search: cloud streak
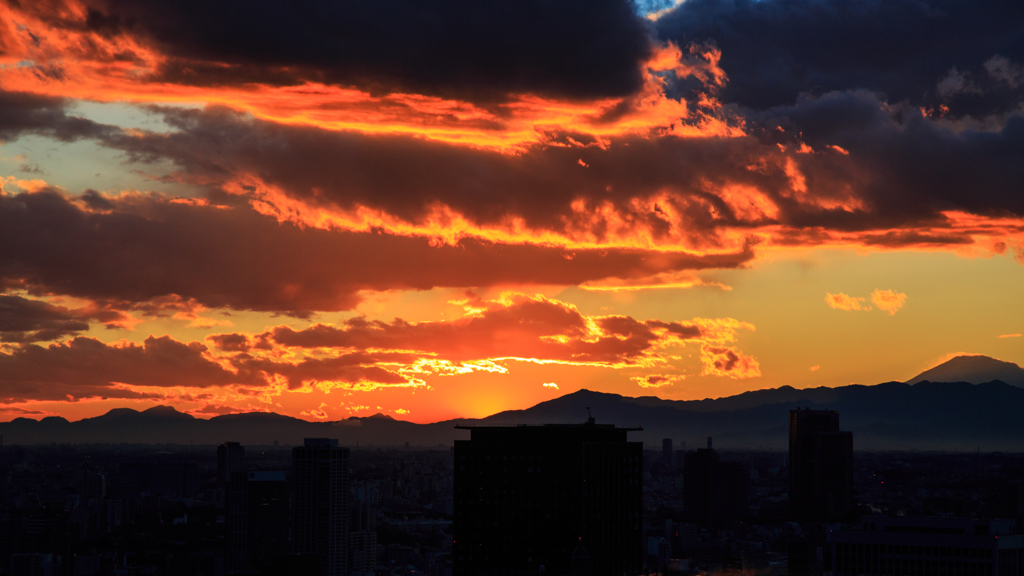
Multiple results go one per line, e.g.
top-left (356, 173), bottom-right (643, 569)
top-left (0, 293), bottom-right (758, 405)
top-left (825, 289), bottom-right (907, 315)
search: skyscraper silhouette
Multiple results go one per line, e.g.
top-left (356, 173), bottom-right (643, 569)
top-left (292, 438), bottom-right (349, 576)
top-left (217, 441), bottom-right (245, 492)
top-left (453, 418), bottom-right (643, 576)
top-left (788, 408), bottom-right (853, 522)
top-left (683, 437), bottom-right (748, 528)
top-left (227, 469), bottom-right (291, 574)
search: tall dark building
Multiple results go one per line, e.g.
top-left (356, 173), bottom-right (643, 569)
top-left (292, 438), bottom-right (349, 576)
top-left (662, 438), bottom-right (673, 467)
top-left (788, 408), bottom-right (853, 522)
top-left (683, 438), bottom-right (748, 528)
top-left (218, 442), bottom-right (246, 492)
top-left (453, 419), bottom-right (643, 576)
top-left (227, 470), bottom-right (291, 574)
top-left (226, 470), bottom-right (248, 574)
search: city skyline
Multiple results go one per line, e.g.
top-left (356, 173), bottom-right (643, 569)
top-left (0, 0), bottom-right (1022, 424)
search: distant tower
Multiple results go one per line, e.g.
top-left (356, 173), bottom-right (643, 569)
top-left (683, 438), bottom-right (748, 527)
top-left (662, 438), bottom-right (673, 467)
top-left (788, 408), bottom-right (853, 522)
top-left (217, 442), bottom-right (246, 492)
top-left (292, 438), bottom-right (349, 576)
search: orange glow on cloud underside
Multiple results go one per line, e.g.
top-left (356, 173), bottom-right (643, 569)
top-left (0, 293), bottom-right (760, 420)
top-left (235, 174), bottom-right (1024, 258)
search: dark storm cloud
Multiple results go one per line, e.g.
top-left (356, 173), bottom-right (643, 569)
top-left (758, 90), bottom-right (1024, 219)
top-left (0, 91), bottom-right (115, 142)
top-left (0, 335), bottom-right (236, 403)
top-left (23, 0), bottom-right (653, 102)
top-left (655, 0), bottom-right (1024, 114)
top-left (0, 294), bottom-right (90, 342)
top-left (0, 189), bottom-right (752, 315)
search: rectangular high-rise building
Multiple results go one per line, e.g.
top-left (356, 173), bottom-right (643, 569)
top-left (227, 470), bottom-right (291, 574)
top-left (217, 442), bottom-right (245, 492)
top-left (453, 419), bottom-right (643, 576)
top-left (683, 441), bottom-right (748, 528)
top-left (292, 438), bottom-right (349, 576)
top-left (789, 408), bottom-right (853, 522)
top-left (662, 438), bottom-right (673, 467)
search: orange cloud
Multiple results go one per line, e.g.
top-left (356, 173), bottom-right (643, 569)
top-left (824, 290), bottom-right (907, 315)
top-left (871, 289), bottom-right (907, 315)
top-left (578, 273), bottom-right (732, 292)
top-left (825, 292), bottom-right (869, 311)
top-left (211, 293), bottom-right (759, 391)
top-left (300, 402), bottom-right (331, 420)
top-left (999, 334), bottom-right (1022, 338)
top-left (261, 293), bottom-right (708, 367)
top-left (631, 374), bottom-right (685, 388)
top-left (699, 344), bottom-right (760, 379)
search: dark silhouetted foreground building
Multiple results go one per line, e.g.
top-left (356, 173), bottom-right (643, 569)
top-left (789, 408), bottom-right (853, 522)
top-left (832, 516), bottom-right (1024, 576)
top-left (227, 470), bottom-right (291, 574)
top-left (293, 438), bottom-right (349, 576)
top-left (683, 437), bottom-right (748, 528)
top-left (453, 419), bottom-right (642, 576)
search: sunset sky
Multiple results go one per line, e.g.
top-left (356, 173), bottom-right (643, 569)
top-left (1, 0), bottom-right (1022, 423)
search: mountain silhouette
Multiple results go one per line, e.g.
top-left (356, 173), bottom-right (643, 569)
top-left (4, 379), bottom-right (1024, 450)
top-left (906, 355), bottom-right (1024, 387)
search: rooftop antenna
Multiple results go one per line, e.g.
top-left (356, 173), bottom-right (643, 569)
top-left (585, 407), bottom-right (595, 425)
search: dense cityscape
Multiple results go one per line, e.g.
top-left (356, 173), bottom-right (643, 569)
top-left (2, 409), bottom-right (1024, 576)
